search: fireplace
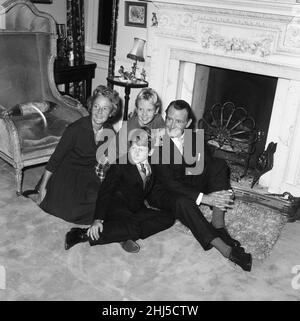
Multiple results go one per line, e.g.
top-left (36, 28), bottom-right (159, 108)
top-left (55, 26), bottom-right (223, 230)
top-left (193, 65), bottom-right (277, 166)
top-left (148, 0), bottom-right (300, 196)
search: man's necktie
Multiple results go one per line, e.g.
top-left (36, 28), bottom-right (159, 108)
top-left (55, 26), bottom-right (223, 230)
top-left (140, 163), bottom-right (149, 189)
top-left (140, 163), bottom-right (147, 175)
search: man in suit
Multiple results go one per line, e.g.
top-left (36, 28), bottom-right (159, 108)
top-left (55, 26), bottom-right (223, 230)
top-left (64, 127), bottom-right (175, 253)
top-left (148, 100), bottom-right (252, 272)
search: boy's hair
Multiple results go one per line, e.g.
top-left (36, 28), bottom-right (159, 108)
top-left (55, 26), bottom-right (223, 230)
top-left (86, 85), bottom-right (121, 117)
top-left (128, 126), bottom-right (154, 151)
top-left (135, 88), bottom-right (162, 113)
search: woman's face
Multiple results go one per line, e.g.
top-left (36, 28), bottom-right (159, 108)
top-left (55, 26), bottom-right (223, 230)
top-left (136, 99), bottom-right (157, 126)
top-left (91, 96), bottom-right (113, 126)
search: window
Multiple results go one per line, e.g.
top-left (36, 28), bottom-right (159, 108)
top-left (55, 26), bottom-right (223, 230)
top-left (85, 0), bottom-right (113, 56)
top-left (85, 0), bottom-right (117, 74)
top-left (97, 0), bottom-right (113, 46)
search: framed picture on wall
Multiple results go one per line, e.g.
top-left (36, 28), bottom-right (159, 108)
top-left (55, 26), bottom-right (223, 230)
top-left (125, 1), bottom-right (147, 28)
top-left (31, 0), bottom-right (53, 4)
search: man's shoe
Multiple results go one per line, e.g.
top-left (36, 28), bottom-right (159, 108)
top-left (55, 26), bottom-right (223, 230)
top-left (215, 227), bottom-right (241, 248)
top-left (120, 240), bottom-right (140, 253)
top-left (229, 247), bottom-right (252, 272)
top-left (65, 228), bottom-right (88, 250)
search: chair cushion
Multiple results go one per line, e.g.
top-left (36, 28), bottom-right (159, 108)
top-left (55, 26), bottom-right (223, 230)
top-left (2, 101), bottom-right (56, 117)
top-left (11, 111), bottom-right (70, 153)
top-left (18, 101), bottom-right (53, 114)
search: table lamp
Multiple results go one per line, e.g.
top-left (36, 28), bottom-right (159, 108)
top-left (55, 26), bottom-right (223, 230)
top-left (118, 37), bottom-right (146, 82)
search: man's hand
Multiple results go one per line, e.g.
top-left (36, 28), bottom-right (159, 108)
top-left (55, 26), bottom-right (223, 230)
top-left (201, 190), bottom-right (234, 211)
top-left (87, 220), bottom-right (104, 241)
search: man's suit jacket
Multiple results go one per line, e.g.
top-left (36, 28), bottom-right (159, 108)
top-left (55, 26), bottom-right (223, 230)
top-left (150, 132), bottom-right (212, 203)
top-left (94, 161), bottom-right (155, 221)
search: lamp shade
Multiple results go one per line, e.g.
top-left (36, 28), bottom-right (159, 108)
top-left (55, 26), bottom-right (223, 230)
top-left (127, 38), bottom-right (146, 62)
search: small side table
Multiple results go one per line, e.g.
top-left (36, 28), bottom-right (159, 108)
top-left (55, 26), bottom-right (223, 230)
top-left (54, 60), bottom-right (97, 105)
top-left (107, 76), bottom-right (148, 120)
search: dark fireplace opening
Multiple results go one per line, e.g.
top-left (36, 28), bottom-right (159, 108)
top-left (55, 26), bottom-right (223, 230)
top-left (192, 64), bottom-right (278, 168)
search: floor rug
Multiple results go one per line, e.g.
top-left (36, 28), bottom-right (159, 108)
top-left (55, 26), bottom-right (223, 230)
top-left (175, 200), bottom-right (287, 260)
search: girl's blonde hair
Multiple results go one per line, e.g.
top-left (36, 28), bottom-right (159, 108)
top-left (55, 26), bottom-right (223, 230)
top-left (135, 88), bottom-right (162, 113)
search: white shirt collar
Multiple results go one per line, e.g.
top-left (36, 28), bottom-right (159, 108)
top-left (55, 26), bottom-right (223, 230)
top-left (171, 133), bottom-right (185, 154)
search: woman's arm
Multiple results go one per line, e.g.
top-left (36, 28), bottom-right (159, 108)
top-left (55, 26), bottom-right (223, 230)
top-left (37, 122), bottom-right (78, 204)
top-left (45, 123), bottom-right (77, 173)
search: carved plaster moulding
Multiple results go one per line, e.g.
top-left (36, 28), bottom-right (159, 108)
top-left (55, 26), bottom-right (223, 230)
top-left (158, 12), bottom-right (195, 40)
top-left (284, 17), bottom-right (300, 49)
top-left (157, 8), bottom-right (286, 33)
top-left (198, 25), bottom-right (275, 57)
top-left (156, 3), bottom-right (291, 28)
top-left (156, 5), bottom-right (300, 55)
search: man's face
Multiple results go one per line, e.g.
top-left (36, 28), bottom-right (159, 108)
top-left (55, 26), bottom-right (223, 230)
top-left (165, 106), bottom-right (192, 138)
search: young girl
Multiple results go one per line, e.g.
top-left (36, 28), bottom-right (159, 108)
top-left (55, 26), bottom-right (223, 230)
top-left (126, 88), bottom-right (165, 133)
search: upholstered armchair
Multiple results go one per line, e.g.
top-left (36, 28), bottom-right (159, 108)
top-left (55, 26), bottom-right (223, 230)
top-left (0, 0), bottom-right (88, 195)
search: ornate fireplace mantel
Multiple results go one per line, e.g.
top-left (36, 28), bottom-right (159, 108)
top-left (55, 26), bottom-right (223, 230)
top-left (148, 0), bottom-right (300, 196)
top-left (150, 0), bottom-right (300, 70)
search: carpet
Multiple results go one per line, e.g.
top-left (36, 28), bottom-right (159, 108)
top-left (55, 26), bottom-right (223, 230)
top-left (27, 192), bottom-right (287, 260)
top-left (26, 188), bottom-right (287, 261)
top-left (16, 161), bottom-right (287, 262)
top-left (175, 201), bottom-right (287, 261)
top-left (2, 160), bottom-right (300, 300)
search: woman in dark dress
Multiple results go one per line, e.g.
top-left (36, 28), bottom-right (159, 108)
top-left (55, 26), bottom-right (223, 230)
top-left (38, 85), bottom-right (121, 224)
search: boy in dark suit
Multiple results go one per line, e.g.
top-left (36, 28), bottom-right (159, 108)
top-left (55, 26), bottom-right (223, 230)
top-left (64, 127), bottom-right (174, 253)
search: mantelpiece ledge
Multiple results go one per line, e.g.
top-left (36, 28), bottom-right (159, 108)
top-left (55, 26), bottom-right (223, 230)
top-left (151, 0), bottom-right (300, 17)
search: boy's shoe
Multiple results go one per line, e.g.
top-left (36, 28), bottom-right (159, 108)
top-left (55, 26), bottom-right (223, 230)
top-left (121, 240), bottom-right (140, 253)
top-left (65, 228), bottom-right (88, 250)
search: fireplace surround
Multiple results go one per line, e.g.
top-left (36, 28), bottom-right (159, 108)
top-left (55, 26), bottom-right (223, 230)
top-left (148, 0), bottom-right (300, 196)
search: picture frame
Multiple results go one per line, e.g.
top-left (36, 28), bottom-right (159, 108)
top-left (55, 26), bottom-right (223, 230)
top-left (31, 0), bottom-right (53, 4)
top-left (124, 1), bottom-right (147, 28)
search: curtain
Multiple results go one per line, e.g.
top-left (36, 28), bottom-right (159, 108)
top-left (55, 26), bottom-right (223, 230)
top-left (66, 0), bottom-right (85, 65)
top-left (108, 0), bottom-right (120, 87)
top-left (66, 0), bottom-right (85, 103)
